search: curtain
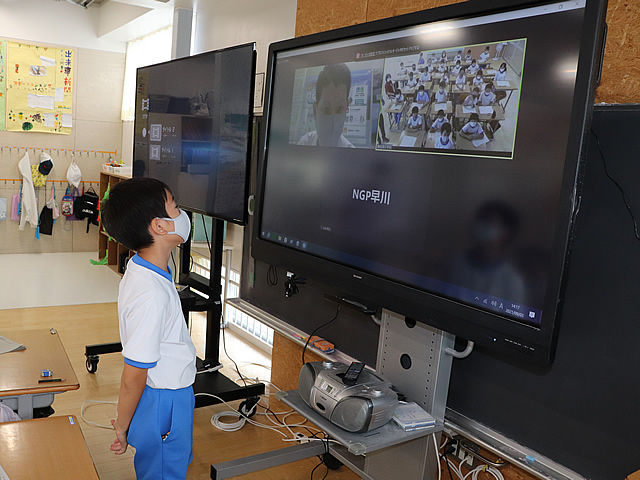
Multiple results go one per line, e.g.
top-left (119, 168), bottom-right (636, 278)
top-left (121, 26), bottom-right (172, 121)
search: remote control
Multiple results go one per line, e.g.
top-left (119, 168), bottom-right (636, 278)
top-left (342, 362), bottom-right (365, 385)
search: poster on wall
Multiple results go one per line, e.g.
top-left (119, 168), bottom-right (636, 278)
top-left (0, 40), bottom-right (6, 131)
top-left (5, 41), bottom-right (74, 134)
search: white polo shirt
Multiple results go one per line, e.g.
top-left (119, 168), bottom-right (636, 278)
top-left (118, 254), bottom-right (196, 390)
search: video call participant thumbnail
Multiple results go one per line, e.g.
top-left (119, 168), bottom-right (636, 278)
top-left (298, 63), bottom-right (355, 148)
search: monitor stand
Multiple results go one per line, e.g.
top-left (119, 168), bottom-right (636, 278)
top-left (210, 308), bottom-right (454, 480)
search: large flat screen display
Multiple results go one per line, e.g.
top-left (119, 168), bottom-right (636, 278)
top-left (134, 43), bottom-right (256, 224)
top-left (253, 0), bottom-right (607, 364)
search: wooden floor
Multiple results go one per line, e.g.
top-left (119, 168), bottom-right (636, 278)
top-left (0, 303), bottom-right (360, 480)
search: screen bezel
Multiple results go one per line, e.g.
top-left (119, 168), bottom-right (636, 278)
top-left (134, 43), bottom-right (257, 225)
top-left (252, 0), bottom-right (608, 365)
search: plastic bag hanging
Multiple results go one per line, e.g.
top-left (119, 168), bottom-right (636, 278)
top-left (67, 158), bottom-right (82, 188)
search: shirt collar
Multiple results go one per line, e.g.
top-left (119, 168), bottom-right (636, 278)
top-left (131, 254), bottom-right (173, 282)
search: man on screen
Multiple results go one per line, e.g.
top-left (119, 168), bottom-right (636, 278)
top-left (298, 63), bottom-right (355, 148)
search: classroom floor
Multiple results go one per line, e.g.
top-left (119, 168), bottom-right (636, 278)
top-left (0, 252), bottom-right (360, 480)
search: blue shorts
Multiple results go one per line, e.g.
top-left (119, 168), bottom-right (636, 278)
top-left (128, 385), bottom-right (195, 480)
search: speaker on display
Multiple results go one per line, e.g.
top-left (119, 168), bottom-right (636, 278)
top-left (298, 361), bottom-right (398, 433)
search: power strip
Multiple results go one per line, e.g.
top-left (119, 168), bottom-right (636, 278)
top-left (450, 435), bottom-right (479, 469)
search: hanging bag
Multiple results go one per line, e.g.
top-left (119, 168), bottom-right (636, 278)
top-left (61, 186), bottom-right (75, 217)
top-left (39, 186), bottom-right (58, 236)
top-left (0, 197), bottom-right (6, 221)
top-left (10, 187), bottom-right (21, 221)
top-left (74, 186), bottom-right (100, 233)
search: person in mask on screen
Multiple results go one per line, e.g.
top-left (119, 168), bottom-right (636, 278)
top-left (298, 63), bottom-right (354, 148)
top-left (448, 201), bottom-right (527, 304)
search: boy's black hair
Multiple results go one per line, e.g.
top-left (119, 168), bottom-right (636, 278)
top-left (316, 63), bottom-right (351, 105)
top-left (473, 87), bottom-right (481, 93)
top-left (469, 112), bottom-right (480, 121)
top-left (437, 109), bottom-right (445, 116)
top-left (101, 177), bottom-right (171, 251)
top-left (439, 81), bottom-right (446, 88)
top-left (411, 106), bottom-right (419, 114)
top-left (418, 84), bottom-right (425, 91)
top-left (441, 122), bottom-right (452, 135)
top-left (485, 82), bottom-right (494, 90)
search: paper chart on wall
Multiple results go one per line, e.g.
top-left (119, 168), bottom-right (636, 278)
top-left (0, 40), bottom-right (6, 131)
top-left (5, 41), bottom-right (74, 134)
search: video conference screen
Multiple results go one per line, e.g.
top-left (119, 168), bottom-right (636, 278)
top-left (259, 1), bottom-right (588, 328)
top-left (134, 44), bottom-right (255, 224)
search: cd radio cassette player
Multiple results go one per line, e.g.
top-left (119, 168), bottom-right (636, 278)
top-left (298, 361), bottom-right (398, 433)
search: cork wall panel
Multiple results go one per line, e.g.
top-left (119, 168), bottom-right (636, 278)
top-left (271, 332), bottom-right (324, 392)
top-left (295, 0), bottom-right (368, 38)
top-left (595, 0), bottom-right (640, 104)
top-left (295, 0), bottom-right (637, 103)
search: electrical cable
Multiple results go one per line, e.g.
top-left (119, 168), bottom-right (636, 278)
top-left (301, 304), bottom-right (341, 365)
top-left (80, 400), bottom-right (118, 429)
top-left (267, 265), bottom-right (278, 286)
top-left (591, 127), bottom-right (640, 241)
top-left (433, 433), bottom-right (442, 480)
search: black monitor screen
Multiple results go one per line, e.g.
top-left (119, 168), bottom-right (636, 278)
top-left (134, 43), bottom-right (256, 224)
top-left (253, 0), bottom-right (606, 364)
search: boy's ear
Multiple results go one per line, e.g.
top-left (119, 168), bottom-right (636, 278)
top-left (150, 217), bottom-right (169, 236)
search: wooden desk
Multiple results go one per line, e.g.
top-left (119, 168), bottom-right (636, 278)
top-left (0, 415), bottom-right (99, 479)
top-left (0, 329), bottom-right (79, 419)
top-left (397, 129), bottom-right (426, 148)
top-left (455, 104), bottom-right (505, 122)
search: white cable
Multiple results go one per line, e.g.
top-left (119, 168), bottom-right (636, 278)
top-left (433, 433), bottom-right (442, 480)
top-left (80, 400), bottom-right (118, 429)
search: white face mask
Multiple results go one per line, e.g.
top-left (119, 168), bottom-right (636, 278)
top-left (469, 121), bottom-right (477, 128)
top-left (316, 113), bottom-right (345, 147)
top-left (161, 209), bottom-right (191, 243)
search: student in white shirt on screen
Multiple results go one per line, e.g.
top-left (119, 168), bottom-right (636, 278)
top-left (406, 71), bottom-right (418, 88)
top-left (419, 68), bottom-right (432, 84)
top-left (298, 63), bottom-right (354, 148)
top-left (407, 106), bottom-right (423, 131)
top-left (434, 82), bottom-right (448, 103)
top-left (430, 109), bottom-right (449, 133)
top-left (479, 46), bottom-right (491, 62)
top-left (464, 49), bottom-right (473, 63)
top-left (452, 60), bottom-right (462, 76)
top-left (397, 62), bottom-right (407, 77)
top-left (473, 71), bottom-right (484, 88)
top-left (459, 112), bottom-right (484, 140)
top-left (441, 71), bottom-right (451, 86)
top-left (411, 63), bottom-right (419, 76)
top-left (394, 88), bottom-right (405, 127)
top-left (463, 87), bottom-right (481, 108)
top-left (418, 53), bottom-right (425, 65)
top-left (479, 83), bottom-right (496, 106)
top-left (468, 59), bottom-right (480, 75)
top-left (416, 84), bottom-right (429, 104)
top-left (428, 52), bottom-right (437, 65)
top-left (437, 59), bottom-right (448, 73)
top-left (494, 63), bottom-right (508, 82)
top-left (453, 50), bottom-right (463, 63)
top-left (435, 122), bottom-right (455, 149)
top-left (441, 50), bottom-right (448, 62)
top-left (493, 63), bottom-right (508, 102)
top-left (455, 70), bottom-right (467, 90)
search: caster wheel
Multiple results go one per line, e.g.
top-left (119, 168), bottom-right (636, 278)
top-left (86, 355), bottom-right (99, 374)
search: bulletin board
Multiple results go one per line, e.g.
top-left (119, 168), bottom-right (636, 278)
top-left (5, 41), bottom-right (74, 134)
top-left (0, 40), bottom-right (6, 131)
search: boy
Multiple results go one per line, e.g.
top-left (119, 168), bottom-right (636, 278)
top-left (463, 87), bottom-right (481, 108)
top-left (435, 122), bottom-right (455, 149)
top-left (430, 109), bottom-right (449, 133)
top-left (434, 81), bottom-right (448, 103)
top-left (102, 177), bottom-right (197, 480)
top-left (415, 84), bottom-right (429, 104)
top-left (459, 112), bottom-right (485, 140)
top-left (407, 106), bottom-right (423, 131)
top-left (479, 82), bottom-right (496, 106)
top-left (298, 63), bottom-right (354, 147)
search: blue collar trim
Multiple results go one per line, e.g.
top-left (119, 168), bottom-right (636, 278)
top-left (131, 254), bottom-right (173, 282)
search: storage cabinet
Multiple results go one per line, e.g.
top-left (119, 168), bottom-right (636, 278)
top-left (98, 171), bottom-right (132, 276)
